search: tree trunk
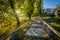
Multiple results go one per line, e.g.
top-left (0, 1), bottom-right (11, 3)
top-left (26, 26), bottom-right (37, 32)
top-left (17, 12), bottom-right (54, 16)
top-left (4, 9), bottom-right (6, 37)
top-left (29, 16), bottom-right (31, 20)
top-left (55, 11), bottom-right (58, 18)
top-left (13, 10), bottom-right (20, 27)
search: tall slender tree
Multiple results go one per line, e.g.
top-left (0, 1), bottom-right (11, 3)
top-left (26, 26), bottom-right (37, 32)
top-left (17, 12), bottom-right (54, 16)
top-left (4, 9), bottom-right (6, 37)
top-left (25, 0), bottom-right (34, 20)
top-left (36, 0), bottom-right (43, 16)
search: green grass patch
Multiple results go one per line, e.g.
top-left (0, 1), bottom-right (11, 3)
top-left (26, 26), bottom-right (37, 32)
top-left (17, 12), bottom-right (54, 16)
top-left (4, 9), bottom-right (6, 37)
top-left (50, 22), bottom-right (60, 32)
top-left (42, 16), bottom-right (60, 32)
top-left (42, 16), bottom-right (51, 21)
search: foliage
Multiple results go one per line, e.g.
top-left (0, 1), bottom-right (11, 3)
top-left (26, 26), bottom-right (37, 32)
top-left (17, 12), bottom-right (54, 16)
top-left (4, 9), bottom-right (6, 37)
top-left (23, 0), bottom-right (34, 20)
top-left (0, 0), bottom-right (43, 38)
top-left (36, 0), bottom-right (43, 15)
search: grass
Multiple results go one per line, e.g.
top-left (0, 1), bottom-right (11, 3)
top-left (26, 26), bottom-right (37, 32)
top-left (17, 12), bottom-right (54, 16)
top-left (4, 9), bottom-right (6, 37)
top-left (42, 17), bottom-right (51, 21)
top-left (42, 16), bottom-right (60, 32)
top-left (42, 16), bottom-right (60, 39)
top-left (50, 17), bottom-right (60, 32)
top-left (50, 22), bottom-right (60, 32)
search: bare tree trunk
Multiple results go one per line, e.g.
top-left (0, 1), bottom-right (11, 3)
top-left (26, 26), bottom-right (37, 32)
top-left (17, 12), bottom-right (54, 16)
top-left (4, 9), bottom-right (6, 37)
top-left (55, 11), bottom-right (58, 17)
